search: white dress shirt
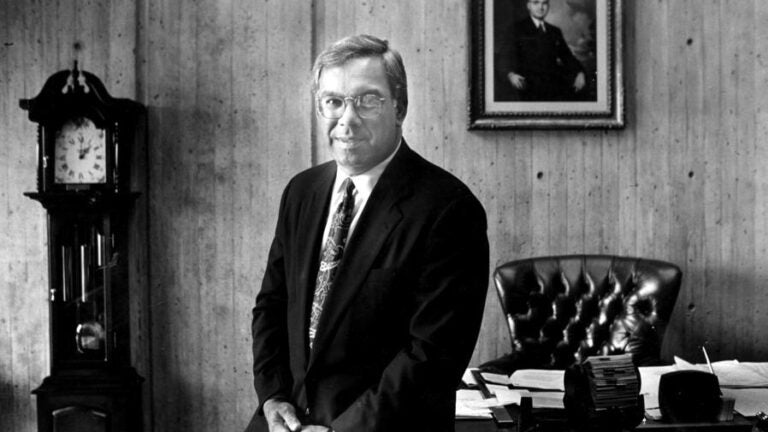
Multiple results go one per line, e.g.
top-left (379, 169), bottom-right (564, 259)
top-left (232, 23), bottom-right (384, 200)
top-left (319, 140), bottom-right (402, 251)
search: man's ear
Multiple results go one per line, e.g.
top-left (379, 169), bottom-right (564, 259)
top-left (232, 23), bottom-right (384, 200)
top-left (395, 103), bottom-right (407, 124)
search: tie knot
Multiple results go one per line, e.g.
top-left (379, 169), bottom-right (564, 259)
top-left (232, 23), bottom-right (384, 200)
top-left (339, 178), bottom-right (356, 212)
top-left (342, 178), bottom-right (355, 196)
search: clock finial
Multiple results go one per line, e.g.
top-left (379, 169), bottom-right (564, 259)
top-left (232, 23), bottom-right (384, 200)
top-left (62, 60), bottom-right (89, 95)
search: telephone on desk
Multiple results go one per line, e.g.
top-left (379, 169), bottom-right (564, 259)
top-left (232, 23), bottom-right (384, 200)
top-left (658, 370), bottom-right (727, 422)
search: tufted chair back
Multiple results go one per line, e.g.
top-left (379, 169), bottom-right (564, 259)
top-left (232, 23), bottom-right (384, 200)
top-left (483, 255), bottom-right (682, 373)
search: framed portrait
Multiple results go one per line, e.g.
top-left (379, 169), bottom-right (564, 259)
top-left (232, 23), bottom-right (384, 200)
top-left (468, 0), bottom-right (624, 129)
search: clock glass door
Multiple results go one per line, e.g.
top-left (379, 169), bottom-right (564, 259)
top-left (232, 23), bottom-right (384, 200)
top-left (51, 212), bottom-right (112, 367)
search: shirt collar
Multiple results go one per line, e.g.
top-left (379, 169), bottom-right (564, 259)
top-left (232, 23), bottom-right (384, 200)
top-left (334, 138), bottom-right (402, 198)
top-left (531, 17), bottom-right (546, 29)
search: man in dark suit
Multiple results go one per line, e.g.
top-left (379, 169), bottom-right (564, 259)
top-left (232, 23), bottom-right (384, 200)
top-left (499, 0), bottom-right (586, 101)
top-left (245, 35), bottom-right (489, 432)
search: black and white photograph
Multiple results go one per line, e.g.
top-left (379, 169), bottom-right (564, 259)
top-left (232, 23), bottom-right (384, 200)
top-left (2, 1), bottom-right (768, 432)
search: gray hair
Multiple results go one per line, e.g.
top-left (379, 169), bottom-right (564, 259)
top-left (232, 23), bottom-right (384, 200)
top-left (312, 34), bottom-right (408, 119)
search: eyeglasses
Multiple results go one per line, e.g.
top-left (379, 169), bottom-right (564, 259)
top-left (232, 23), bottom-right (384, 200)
top-left (316, 93), bottom-right (389, 119)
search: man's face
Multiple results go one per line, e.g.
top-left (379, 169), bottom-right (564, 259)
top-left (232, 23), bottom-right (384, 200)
top-left (317, 56), bottom-right (402, 176)
top-left (527, 0), bottom-right (550, 20)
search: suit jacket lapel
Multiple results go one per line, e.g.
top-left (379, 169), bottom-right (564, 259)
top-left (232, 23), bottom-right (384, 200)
top-left (296, 162), bottom-right (336, 366)
top-left (308, 143), bottom-right (415, 367)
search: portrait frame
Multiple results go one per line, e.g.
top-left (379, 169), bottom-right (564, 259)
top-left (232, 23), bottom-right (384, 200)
top-left (468, 0), bottom-right (624, 129)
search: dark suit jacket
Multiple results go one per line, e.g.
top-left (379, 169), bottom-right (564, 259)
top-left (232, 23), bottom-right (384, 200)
top-left (247, 142), bottom-right (489, 432)
top-left (498, 17), bottom-right (584, 101)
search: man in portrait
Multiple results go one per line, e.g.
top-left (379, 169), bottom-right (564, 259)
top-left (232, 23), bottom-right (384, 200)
top-left (245, 34), bottom-right (489, 432)
top-left (498, 0), bottom-right (587, 101)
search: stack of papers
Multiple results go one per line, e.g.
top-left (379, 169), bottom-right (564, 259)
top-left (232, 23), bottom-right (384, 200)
top-left (583, 354), bottom-right (639, 410)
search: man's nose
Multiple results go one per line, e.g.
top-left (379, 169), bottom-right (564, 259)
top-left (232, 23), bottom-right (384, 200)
top-left (337, 101), bottom-right (362, 126)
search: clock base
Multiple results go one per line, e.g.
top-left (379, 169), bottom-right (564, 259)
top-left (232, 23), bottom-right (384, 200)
top-left (33, 367), bottom-right (143, 432)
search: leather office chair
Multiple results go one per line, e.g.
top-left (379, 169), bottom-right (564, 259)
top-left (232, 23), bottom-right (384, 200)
top-left (480, 255), bottom-right (682, 374)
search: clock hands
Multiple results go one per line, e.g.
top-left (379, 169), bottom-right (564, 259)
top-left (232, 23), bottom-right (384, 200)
top-left (77, 134), bottom-right (85, 156)
top-left (79, 143), bottom-right (92, 159)
top-left (54, 118), bottom-right (107, 184)
top-left (78, 137), bottom-right (99, 160)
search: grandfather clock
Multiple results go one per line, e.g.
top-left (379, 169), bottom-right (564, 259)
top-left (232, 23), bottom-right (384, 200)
top-left (21, 63), bottom-right (145, 432)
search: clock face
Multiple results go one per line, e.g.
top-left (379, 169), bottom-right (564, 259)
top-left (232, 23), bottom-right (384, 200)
top-left (54, 117), bottom-right (107, 184)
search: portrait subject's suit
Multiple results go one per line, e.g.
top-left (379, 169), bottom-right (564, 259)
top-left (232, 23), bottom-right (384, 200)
top-left (247, 142), bottom-right (489, 432)
top-left (499, 17), bottom-right (584, 101)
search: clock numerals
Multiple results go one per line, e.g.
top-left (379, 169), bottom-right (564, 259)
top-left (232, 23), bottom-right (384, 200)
top-left (53, 117), bottom-right (108, 185)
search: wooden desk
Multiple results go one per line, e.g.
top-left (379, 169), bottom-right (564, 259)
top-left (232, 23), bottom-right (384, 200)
top-left (456, 409), bottom-right (754, 432)
top-left (637, 413), bottom-right (753, 432)
top-left (456, 419), bottom-right (515, 432)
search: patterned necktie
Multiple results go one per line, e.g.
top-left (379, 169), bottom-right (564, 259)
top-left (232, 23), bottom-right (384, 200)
top-left (308, 178), bottom-right (356, 348)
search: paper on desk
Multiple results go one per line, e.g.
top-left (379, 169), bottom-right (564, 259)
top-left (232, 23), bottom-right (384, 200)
top-left (638, 364), bottom-right (677, 409)
top-left (455, 389), bottom-right (493, 419)
top-left (721, 388), bottom-right (768, 417)
top-left (529, 391), bottom-right (565, 409)
top-left (741, 362), bottom-right (768, 380)
top-left (486, 383), bottom-right (511, 396)
top-left (457, 389), bottom-right (486, 402)
top-left (510, 369), bottom-right (565, 391)
top-left (645, 408), bottom-right (663, 421)
top-left (714, 362), bottom-right (768, 387)
top-left (462, 368), bottom-right (479, 386)
top-left (486, 384), bottom-right (531, 405)
top-left (674, 356), bottom-right (768, 387)
top-left (486, 384), bottom-right (564, 409)
top-left (459, 381), bottom-right (564, 410)
top-left (480, 371), bottom-right (512, 385)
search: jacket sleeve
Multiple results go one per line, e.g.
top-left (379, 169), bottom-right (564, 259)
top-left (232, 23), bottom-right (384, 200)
top-left (497, 24), bottom-right (520, 76)
top-left (251, 180), bottom-right (294, 413)
top-left (330, 192), bottom-right (490, 432)
top-left (553, 27), bottom-right (584, 77)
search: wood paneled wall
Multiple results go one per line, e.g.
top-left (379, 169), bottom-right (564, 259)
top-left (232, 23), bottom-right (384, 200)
top-left (2, 0), bottom-right (768, 430)
top-left (141, 1), bottom-right (312, 430)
